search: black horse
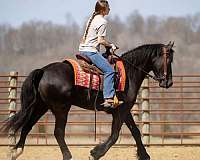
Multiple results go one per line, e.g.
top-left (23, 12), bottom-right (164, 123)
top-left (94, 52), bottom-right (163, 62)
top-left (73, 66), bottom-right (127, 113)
top-left (1, 42), bottom-right (174, 160)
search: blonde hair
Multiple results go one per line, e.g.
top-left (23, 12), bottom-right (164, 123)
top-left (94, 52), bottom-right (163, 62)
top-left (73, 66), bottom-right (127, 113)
top-left (82, 0), bottom-right (109, 42)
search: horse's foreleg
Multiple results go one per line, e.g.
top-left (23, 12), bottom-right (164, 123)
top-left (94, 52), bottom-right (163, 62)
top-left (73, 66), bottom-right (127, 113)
top-left (53, 106), bottom-right (72, 160)
top-left (13, 104), bottom-right (48, 159)
top-left (90, 110), bottom-right (124, 160)
top-left (124, 112), bottom-right (150, 160)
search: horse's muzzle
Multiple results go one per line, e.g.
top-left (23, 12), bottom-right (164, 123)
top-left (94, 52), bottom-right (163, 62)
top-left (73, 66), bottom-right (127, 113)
top-left (159, 79), bottom-right (173, 89)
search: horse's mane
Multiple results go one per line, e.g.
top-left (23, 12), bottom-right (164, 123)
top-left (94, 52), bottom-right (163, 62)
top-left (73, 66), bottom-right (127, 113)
top-left (121, 44), bottom-right (164, 63)
top-left (120, 44), bottom-right (165, 78)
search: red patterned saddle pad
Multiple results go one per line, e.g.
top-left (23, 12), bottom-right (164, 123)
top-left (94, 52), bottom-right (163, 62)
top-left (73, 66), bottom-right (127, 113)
top-left (66, 59), bottom-right (126, 91)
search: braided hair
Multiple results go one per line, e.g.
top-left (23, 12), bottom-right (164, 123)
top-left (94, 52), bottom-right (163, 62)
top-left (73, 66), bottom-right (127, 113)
top-left (82, 0), bottom-right (109, 42)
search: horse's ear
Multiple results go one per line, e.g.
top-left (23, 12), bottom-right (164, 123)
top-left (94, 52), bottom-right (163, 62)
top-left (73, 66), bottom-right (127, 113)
top-left (166, 41), bottom-right (174, 50)
top-left (171, 41), bottom-right (175, 48)
top-left (169, 41), bottom-right (175, 49)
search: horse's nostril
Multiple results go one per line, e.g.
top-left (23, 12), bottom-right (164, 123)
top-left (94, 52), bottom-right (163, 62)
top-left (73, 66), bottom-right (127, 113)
top-left (168, 81), bottom-right (173, 87)
top-left (159, 79), bottom-right (173, 89)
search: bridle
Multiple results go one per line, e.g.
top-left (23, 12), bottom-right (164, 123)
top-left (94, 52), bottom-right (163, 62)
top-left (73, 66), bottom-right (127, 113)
top-left (162, 47), bottom-right (168, 80)
top-left (151, 46), bottom-right (169, 82)
top-left (113, 45), bottom-right (171, 82)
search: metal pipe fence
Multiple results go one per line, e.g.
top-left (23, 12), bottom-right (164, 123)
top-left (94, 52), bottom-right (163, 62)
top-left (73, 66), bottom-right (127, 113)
top-left (0, 72), bottom-right (200, 146)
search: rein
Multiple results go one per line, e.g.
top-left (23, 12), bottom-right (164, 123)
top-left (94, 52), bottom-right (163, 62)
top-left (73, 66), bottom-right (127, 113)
top-left (113, 47), bottom-right (168, 82)
top-left (113, 53), bottom-right (158, 81)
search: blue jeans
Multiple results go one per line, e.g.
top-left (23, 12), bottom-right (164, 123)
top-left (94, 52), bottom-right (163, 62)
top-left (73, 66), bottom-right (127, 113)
top-left (80, 51), bottom-right (115, 99)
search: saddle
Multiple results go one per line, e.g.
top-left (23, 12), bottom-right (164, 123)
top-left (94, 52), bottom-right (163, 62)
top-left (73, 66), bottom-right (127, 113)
top-left (63, 49), bottom-right (126, 92)
top-left (75, 54), bottom-right (104, 75)
top-left (75, 50), bottom-right (122, 87)
top-left (76, 46), bottom-right (121, 74)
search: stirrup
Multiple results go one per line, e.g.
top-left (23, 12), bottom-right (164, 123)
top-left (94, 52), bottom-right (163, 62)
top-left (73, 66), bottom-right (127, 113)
top-left (113, 95), bottom-right (123, 108)
top-left (102, 96), bottom-right (123, 109)
top-left (102, 99), bottom-right (114, 108)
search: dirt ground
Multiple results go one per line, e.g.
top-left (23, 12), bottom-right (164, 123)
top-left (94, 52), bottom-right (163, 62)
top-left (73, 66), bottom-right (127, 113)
top-left (0, 146), bottom-right (200, 160)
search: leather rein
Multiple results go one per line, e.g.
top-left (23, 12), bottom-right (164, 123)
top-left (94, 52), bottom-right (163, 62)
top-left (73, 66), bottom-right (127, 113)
top-left (113, 46), bottom-right (169, 82)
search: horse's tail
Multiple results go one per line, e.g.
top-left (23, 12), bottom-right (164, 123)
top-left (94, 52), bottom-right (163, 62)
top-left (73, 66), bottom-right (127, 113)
top-left (0, 69), bottom-right (44, 134)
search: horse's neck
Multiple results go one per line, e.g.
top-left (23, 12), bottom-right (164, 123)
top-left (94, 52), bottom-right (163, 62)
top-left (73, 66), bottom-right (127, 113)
top-left (123, 54), bottom-right (151, 103)
top-left (132, 70), bottom-right (146, 93)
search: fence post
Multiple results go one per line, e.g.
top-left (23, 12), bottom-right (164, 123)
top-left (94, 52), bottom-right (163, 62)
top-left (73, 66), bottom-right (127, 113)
top-left (141, 77), bottom-right (150, 145)
top-left (8, 71), bottom-right (18, 160)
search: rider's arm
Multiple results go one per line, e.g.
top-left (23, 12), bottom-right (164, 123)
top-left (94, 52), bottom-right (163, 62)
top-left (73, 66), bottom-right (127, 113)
top-left (98, 36), bottom-right (113, 47)
top-left (97, 23), bottom-right (118, 51)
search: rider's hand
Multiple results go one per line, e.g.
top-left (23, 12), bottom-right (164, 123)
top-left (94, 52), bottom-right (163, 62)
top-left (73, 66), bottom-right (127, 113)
top-left (110, 43), bottom-right (119, 52)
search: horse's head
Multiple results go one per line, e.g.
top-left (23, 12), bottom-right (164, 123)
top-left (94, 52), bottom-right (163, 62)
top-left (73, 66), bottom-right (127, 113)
top-left (151, 41), bottom-right (174, 89)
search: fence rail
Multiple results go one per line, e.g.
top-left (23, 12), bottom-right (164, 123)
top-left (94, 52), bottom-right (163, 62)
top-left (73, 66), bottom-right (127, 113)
top-left (0, 72), bottom-right (200, 147)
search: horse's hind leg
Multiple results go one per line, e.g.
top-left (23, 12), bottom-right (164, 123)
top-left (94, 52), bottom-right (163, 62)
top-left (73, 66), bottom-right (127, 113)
top-left (13, 103), bottom-right (48, 158)
top-left (124, 112), bottom-right (150, 160)
top-left (51, 105), bottom-right (72, 160)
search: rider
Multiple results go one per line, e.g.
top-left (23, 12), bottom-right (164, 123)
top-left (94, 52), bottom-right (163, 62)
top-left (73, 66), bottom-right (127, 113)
top-left (79, 0), bottom-right (118, 108)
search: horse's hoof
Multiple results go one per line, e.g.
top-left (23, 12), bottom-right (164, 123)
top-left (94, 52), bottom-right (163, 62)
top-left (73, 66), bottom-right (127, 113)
top-left (137, 156), bottom-right (150, 160)
top-left (12, 148), bottom-right (23, 159)
top-left (138, 157), bottom-right (150, 160)
top-left (89, 155), bottom-right (100, 160)
top-left (88, 155), bottom-right (95, 160)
